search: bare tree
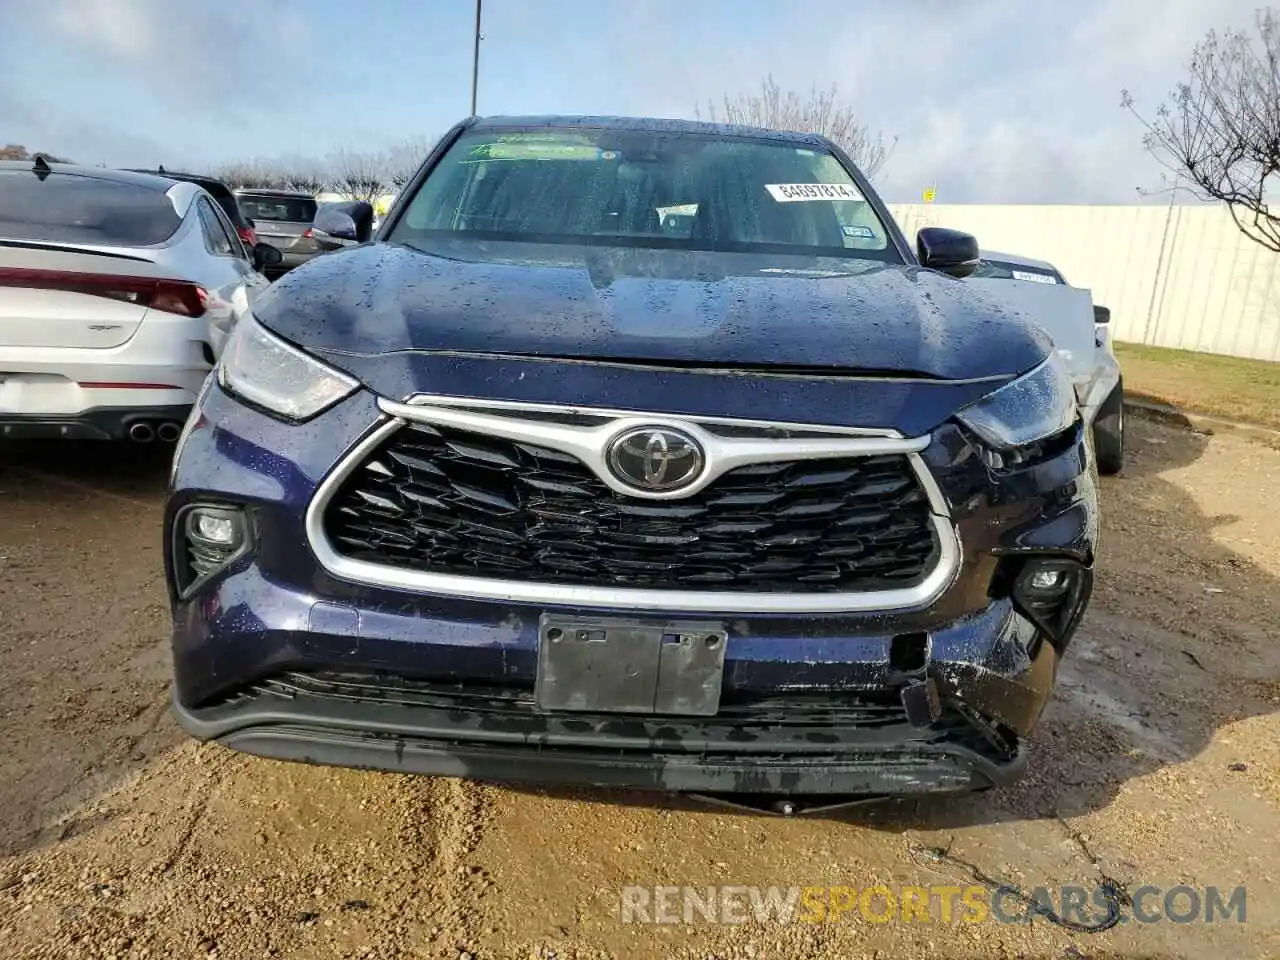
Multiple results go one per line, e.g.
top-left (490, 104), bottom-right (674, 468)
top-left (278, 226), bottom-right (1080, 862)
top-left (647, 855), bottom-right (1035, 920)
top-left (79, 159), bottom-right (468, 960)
top-left (382, 136), bottom-right (437, 191)
top-left (697, 75), bottom-right (896, 177)
top-left (212, 160), bottom-right (292, 190)
top-left (1123, 9), bottom-right (1280, 252)
top-left (328, 148), bottom-right (386, 202)
top-left (280, 170), bottom-right (330, 195)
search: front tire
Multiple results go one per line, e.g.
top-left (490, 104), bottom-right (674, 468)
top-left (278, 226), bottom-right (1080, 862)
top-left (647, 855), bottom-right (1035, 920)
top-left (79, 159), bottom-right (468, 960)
top-left (1093, 379), bottom-right (1124, 476)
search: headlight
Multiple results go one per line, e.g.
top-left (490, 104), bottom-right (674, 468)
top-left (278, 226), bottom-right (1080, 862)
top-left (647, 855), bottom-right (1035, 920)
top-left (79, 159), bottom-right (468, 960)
top-left (955, 352), bottom-right (1076, 450)
top-left (217, 313), bottom-right (358, 421)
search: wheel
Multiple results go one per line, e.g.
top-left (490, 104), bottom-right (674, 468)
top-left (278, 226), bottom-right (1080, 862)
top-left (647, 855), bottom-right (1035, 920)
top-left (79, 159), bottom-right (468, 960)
top-left (1093, 378), bottom-right (1124, 476)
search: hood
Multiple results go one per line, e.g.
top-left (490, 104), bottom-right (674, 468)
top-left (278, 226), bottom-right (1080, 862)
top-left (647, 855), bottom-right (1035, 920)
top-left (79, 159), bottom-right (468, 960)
top-left (255, 239), bottom-right (1051, 380)
top-left (249, 240), bottom-right (1055, 435)
top-left (965, 276), bottom-right (1097, 380)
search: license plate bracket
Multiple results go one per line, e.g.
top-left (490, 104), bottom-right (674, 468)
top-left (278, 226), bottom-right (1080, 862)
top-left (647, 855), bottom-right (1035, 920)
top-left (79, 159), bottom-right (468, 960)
top-left (535, 614), bottom-right (728, 716)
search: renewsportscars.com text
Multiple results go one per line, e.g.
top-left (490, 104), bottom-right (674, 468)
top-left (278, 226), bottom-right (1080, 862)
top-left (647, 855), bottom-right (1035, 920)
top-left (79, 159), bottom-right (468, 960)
top-left (619, 884), bottom-right (1247, 926)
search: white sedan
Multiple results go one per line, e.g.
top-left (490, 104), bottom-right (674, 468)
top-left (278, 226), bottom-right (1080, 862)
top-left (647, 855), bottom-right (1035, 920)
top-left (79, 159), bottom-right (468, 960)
top-left (0, 159), bottom-right (282, 442)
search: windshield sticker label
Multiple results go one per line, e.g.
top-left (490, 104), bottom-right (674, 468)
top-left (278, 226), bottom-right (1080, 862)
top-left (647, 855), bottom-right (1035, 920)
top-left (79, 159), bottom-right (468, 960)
top-left (842, 224), bottom-right (876, 239)
top-left (1012, 270), bottom-right (1059, 284)
top-left (766, 183), bottom-right (864, 202)
top-left (467, 137), bottom-right (606, 162)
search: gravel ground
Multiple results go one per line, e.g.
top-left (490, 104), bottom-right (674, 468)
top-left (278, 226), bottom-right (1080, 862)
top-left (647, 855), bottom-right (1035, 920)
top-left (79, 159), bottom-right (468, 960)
top-left (1, 416), bottom-right (1277, 959)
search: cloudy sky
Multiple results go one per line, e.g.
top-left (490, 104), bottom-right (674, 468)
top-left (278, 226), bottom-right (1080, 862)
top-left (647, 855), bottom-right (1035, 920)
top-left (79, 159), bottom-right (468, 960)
top-left (0, 0), bottom-right (1256, 203)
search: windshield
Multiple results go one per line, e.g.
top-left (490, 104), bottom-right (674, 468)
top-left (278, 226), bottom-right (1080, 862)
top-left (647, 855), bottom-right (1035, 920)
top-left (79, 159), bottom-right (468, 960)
top-left (0, 171), bottom-right (182, 247)
top-left (236, 194), bottom-right (317, 223)
top-left (970, 258), bottom-right (1064, 285)
top-left (389, 128), bottom-right (898, 261)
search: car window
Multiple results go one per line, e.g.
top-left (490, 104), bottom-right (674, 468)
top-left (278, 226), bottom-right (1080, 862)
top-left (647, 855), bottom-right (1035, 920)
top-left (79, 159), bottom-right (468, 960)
top-left (197, 197), bottom-right (239, 257)
top-left (197, 184), bottom-right (245, 227)
top-left (216, 196), bottom-right (244, 227)
top-left (389, 128), bottom-right (898, 261)
top-left (970, 258), bottom-right (1063, 284)
top-left (237, 195), bottom-right (317, 223)
top-left (0, 170), bottom-right (182, 246)
top-left (207, 196), bottom-right (249, 259)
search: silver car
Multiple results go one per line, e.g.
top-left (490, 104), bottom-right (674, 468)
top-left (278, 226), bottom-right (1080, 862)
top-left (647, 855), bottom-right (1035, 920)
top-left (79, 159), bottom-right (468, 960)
top-left (968, 249), bottom-right (1124, 474)
top-left (0, 159), bottom-right (282, 442)
top-left (233, 188), bottom-right (321, 277)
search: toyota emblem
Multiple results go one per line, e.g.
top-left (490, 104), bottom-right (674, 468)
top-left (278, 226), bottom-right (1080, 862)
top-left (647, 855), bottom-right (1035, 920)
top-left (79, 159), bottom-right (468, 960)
top-left (606, 426), bottom-right (705, 493)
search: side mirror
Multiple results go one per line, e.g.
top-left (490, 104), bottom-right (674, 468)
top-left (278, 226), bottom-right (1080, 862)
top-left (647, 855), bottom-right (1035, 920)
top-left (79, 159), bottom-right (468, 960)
top-left (917, 227), bottom-right (980, 278)
top-left (314, 201), bottom-right (375, 251)
top-left (1093, 305), bottom-right (1111, 325)
top-left (313, 208), bottom-right (359, 251)
top-left (253, 242), bottom-right (284, 271)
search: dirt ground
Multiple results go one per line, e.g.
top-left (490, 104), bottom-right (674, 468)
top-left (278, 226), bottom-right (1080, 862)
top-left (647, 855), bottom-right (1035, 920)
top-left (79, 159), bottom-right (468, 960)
top-left (1, 416), bottom-right (1278, 960)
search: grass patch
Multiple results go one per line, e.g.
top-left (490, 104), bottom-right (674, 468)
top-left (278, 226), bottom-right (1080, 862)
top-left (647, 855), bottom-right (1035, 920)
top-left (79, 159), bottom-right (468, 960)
top-left (1115, 342), bottom-right (1280, 429)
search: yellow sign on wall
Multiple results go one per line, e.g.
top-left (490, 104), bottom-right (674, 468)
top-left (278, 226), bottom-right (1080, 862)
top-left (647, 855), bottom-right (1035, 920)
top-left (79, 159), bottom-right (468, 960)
top-left (923, 186), bottom-right (937, 203)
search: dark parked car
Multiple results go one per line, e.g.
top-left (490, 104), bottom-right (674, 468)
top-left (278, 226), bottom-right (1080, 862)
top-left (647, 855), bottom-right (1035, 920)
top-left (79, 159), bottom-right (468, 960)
top-left (166, 115), bottom-right (1098, 814)
top-left (233, 188), bottom-right (320, 277)
top-left (125, 169), bottom-right (259, 252)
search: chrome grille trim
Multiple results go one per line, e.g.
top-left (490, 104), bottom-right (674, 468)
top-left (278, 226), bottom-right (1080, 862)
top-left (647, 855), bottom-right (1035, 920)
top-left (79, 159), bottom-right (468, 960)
top-left (304, 396), bottom-right (961, 614)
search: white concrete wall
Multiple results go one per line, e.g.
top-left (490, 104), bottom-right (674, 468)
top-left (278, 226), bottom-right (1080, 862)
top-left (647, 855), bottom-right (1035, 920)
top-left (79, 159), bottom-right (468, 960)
top-left (888, 203), bottom-right (1280, 362)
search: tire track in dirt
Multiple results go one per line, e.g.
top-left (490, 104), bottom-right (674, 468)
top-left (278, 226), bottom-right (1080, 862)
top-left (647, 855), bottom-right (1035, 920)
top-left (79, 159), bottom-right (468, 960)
top-left (396, 777), bottom-right (493, 954)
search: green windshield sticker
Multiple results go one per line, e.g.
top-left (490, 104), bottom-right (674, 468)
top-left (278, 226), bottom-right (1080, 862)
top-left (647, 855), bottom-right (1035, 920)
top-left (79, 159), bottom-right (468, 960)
top-left (467, 136), bottom-right (610, 161)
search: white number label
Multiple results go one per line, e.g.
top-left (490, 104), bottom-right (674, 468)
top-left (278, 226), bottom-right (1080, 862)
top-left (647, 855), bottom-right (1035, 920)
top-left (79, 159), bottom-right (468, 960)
top-left (765, 183), bottom-right (864, 202)
top-left (1012, 270), bottom-right (1059, 284)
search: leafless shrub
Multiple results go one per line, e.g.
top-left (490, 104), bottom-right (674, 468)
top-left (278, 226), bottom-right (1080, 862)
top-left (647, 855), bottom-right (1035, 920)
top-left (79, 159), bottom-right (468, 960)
top-left (280, 170), bottom-right (330, 195)
top-left (382, 136), bottom-right (438, 190)
top-left (697, 75), bottom-right (896, 177)
top-left (1123, 8), bottom-right (1280, 251)
top-left (211, 160), bottom-right (290, 190)
top-left (327, 148), bottom-right (386, 203)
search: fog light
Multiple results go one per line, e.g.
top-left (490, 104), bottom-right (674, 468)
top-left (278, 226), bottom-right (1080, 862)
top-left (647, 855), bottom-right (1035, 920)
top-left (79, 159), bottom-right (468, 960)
top-left (1011, 557), bottom-right (1090, 646)
top-left (194, 512), bottom-right (237, 545)
top-left (1029, 569), bottom-right (1066, 592)
top-left (177, 506), bottom-right (249, 593)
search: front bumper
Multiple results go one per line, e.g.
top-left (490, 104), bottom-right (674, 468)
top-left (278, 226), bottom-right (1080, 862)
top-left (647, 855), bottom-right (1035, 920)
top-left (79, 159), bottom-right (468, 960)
top-left (172, 669), bottom-right (1030, 796)
top-left (166, 385), bottom-right (1097, 798)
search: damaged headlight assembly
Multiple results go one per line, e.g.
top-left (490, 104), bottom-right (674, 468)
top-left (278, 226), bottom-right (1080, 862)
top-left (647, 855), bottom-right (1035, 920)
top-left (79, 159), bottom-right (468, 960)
top-left (217, 313), bottom-right (358, 422)
top-left (954, 352), bottom-right (1078, 469)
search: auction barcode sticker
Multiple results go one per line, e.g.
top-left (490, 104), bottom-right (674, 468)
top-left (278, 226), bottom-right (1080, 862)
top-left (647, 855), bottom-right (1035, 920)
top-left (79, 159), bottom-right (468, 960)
top-left (1011, 270), bottom-right (1059, 284)
top-left (766, 183), bottom-right (864, 202)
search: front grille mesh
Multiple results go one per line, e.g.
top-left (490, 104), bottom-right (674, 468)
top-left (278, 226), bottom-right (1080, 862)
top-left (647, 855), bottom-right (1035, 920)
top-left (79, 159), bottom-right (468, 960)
top-left (322, 422), bottom-right (938, 593)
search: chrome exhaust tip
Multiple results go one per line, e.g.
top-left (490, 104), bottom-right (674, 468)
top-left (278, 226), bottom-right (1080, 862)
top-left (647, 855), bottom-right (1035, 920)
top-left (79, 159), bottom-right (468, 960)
top-left (157, 421), bottom-right (182, 443)
top-left (127, 421), bottom-right (155, 443)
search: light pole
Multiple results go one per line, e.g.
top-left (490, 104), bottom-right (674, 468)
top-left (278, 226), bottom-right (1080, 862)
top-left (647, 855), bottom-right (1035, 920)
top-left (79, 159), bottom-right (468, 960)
top-left (470, 0), bottom-right (482, 116)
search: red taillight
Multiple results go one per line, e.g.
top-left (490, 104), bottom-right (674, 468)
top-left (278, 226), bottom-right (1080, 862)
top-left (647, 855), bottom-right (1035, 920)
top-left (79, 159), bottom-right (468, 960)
top-left (0, 267), bottom-right (208, 318)
top-left (238, 226), bottom-right (258, 247)
top-left (152, 280), bottom-right (209, 317)
top-left (301, 227), bottom-right (314, 239)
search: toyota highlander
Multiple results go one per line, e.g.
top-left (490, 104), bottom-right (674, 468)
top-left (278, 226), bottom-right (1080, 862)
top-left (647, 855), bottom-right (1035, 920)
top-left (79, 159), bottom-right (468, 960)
top-left (164, 115), bottom-right (1098, 811)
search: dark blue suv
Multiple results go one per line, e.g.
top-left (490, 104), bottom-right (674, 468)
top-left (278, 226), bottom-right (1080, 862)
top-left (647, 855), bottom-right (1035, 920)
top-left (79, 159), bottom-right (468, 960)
top-left (164, 116), bottom-right (1097, 812)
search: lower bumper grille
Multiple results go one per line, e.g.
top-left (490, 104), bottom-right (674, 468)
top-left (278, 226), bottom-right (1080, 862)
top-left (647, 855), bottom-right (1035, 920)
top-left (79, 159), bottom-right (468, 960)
top-left (238, 671), bottom-right (1013, 764)
top-left (254, 671), bottom-right (911, 726)
top-left (322, 421), bottom-right (939, 593)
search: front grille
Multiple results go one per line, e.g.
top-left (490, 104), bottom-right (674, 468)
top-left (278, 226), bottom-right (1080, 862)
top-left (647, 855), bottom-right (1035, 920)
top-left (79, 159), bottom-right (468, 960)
top-left (323, 422), bottom-right (938, 593)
